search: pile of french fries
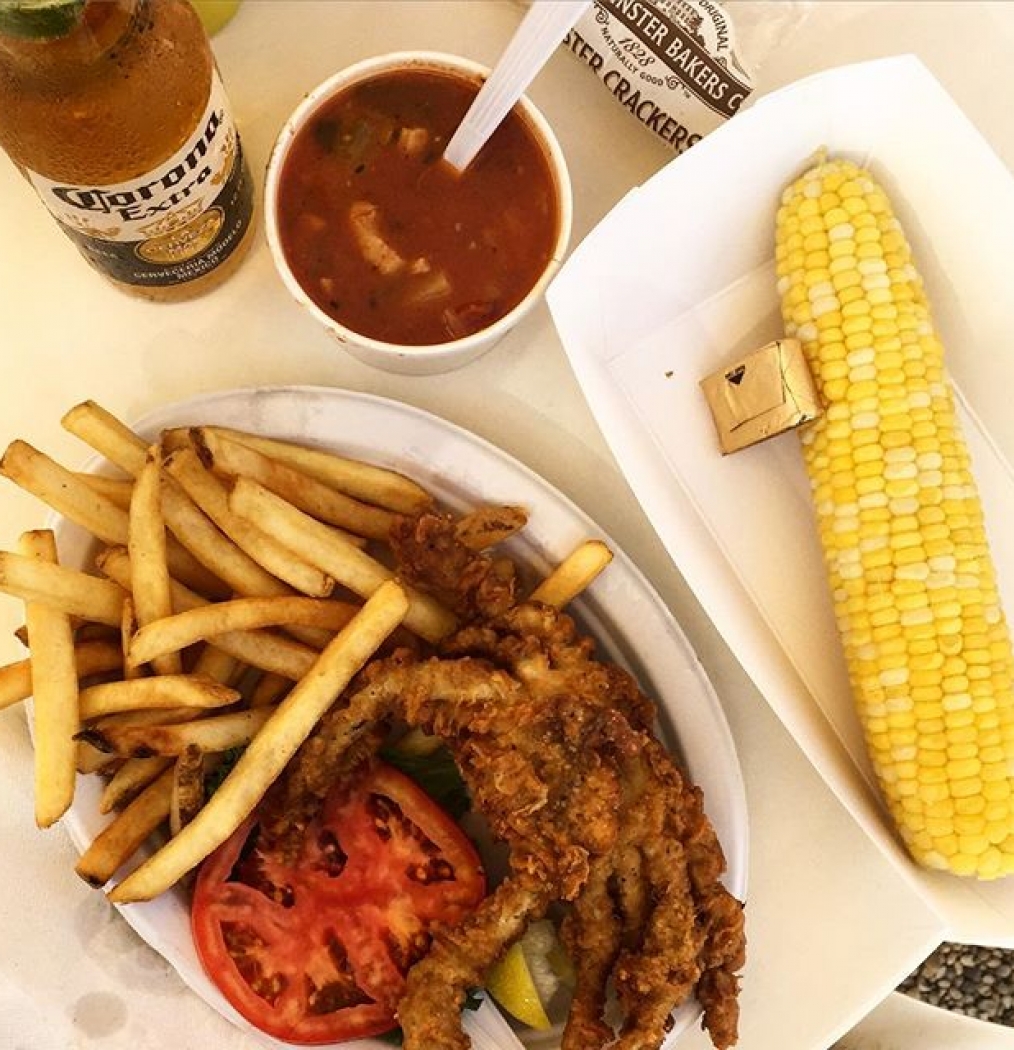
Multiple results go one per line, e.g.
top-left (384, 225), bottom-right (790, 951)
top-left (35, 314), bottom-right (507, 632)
top-left (0, 400), bottom-right (613, 906)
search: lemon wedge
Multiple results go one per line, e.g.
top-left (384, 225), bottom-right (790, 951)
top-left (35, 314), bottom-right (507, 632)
top-left (486, 920), bottom-right (569, 1030)
top-left (487, 942), bottom-right (552, 1030)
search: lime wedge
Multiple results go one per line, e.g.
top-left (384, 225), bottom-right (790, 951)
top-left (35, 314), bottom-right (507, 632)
top-left (486, 920), bottom-right (569, 1031)
top-left (0, 0), bottom-right (86, 39)
top-left (190, 0), bottom-right (240, 36)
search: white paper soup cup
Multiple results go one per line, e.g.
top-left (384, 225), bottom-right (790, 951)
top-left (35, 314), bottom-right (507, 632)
top-left (265, 51), bottom-right (573, 376)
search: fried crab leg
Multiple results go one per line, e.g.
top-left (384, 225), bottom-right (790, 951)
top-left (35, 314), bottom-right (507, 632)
top-left (560, 853), bottom-right (622, 1050)
top-left (398, 877), bottom-right (553, 1050)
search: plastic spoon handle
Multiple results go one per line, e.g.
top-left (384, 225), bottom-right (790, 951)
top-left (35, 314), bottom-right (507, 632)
top-left (443, 0), bottom-right (592, 172)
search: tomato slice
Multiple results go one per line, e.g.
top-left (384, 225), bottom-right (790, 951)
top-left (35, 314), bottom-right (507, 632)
top-left (192, 762), bottom-right (485, 1044)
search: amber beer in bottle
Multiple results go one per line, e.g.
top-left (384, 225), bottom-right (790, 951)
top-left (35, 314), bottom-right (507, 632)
top-left (0, 0), bottom-right (255, 300)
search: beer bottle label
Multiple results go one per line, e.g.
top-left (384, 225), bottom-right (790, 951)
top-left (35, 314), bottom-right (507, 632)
top-left (26, 72), bottom-right (253, 289)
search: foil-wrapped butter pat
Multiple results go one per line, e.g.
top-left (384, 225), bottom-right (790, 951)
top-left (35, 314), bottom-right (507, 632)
top-left (700, 338), bottom-right (822, 454)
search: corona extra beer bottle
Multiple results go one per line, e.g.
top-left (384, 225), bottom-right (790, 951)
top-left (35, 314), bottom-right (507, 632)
top-left (0, 0), bottom-right (255, 300)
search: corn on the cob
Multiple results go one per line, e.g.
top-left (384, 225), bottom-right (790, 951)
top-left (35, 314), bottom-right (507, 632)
top-left (775, 154), bottom-right (1014, 878)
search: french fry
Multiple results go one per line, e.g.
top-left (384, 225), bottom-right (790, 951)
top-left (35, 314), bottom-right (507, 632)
top-left (529, 540), bottom-right (614, 609)
top-left (93, 706), bottom-right (204, 731)
top-left (249, 671), bottom-right (290, 708)
top-left (77, 473), bottom-right (134, 509)
top-left (99, 756), bottom-right (173, 814)
top-left (166, 541), bottom-right (227, 600)
top-left (1, 439), bottom-right (224, 598)
top-left (62, 396), bottom-right (416, 530)
top-left (87, 712), bottom-right (205, 784)
top-left (78, 674), bottom-right (241, 721)
top-left (13, 620), bottom-right (113, 648)
top-left (19, 530), bottom-right (80, 828)
top-left (170, 743), bottom-right (205, 836)
top-left (0, 551), bottom-right (125, 625)
top-left (180, 426), bottom-right (432, 515)
top-left (281, 622), bottom-right (337, 650)
top-left (83, 707), bottom-right (274, 758)
top-left (129, 446), bottom-right (181, 675)
top-left (77, 740), bottom-right (122, 775)
top-left (159, 480), bottom-right (289, 600)
top-left (127, 596), bottom-right (359, 669)
top-left (75, 768), bottom-right (174, 887)
top-left (159, 427), bottom-right (190, 454)
top-left (108, 580), bottom-right (409, 902)
top-left (234, 666), bottom-right (263, 703)
top-left (61, 400), bottom-right (148, 475)
top-left (190, 644), bottom-right (241, 686)
top-left (160, 462), bottom-right (339, 644)
top-left (165, 447), bottom-right (335, 598)
top-left (0, 640), bottom-right (121, 711)
top-left (120, 596), bottom-right (143, 680)
top-left (455, 505), bottom-right (529, 551)
top-left (97, 547), bottom-right (318, 681)
top-left (230, 479), bottom-right (456, 643)
top-left (3, 441), bottom-right (128, 547)
top-left (191, 427), bottom-right (396, 542)
top-left (165, 626), bottom-right (319, 687)
top-left (73, 622), bottom-right (120, 643)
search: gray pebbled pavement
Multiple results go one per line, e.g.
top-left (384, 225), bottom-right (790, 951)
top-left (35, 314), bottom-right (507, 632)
top-left (899, 942), bottom-right (1014, 1026)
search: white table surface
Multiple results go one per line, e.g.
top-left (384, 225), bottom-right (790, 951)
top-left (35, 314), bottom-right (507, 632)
top-left (1, 3), bottom-right (1011, 1049)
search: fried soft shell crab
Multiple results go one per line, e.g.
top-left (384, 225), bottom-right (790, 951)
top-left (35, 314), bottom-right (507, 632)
top-left (259, 510), bottom-right (746, 1050)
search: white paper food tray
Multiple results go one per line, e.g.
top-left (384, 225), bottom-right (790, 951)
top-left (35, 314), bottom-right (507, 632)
top-left (547, 54), bottom-right (1014, 946)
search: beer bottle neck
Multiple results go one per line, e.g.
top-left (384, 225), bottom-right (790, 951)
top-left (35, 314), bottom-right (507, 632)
top-left (0, 0), bottom-right (144, 70)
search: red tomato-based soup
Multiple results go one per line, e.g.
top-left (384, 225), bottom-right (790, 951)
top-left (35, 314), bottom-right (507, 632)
top-left (275, 68), bottom-right (560, 346)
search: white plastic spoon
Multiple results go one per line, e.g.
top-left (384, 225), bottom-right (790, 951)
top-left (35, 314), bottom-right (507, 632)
top-left (443, 0), bottom-right (592, 172)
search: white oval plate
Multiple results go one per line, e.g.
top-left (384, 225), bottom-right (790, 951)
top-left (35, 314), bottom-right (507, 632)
top-left (54, 386), bottom-right (748, 1050)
